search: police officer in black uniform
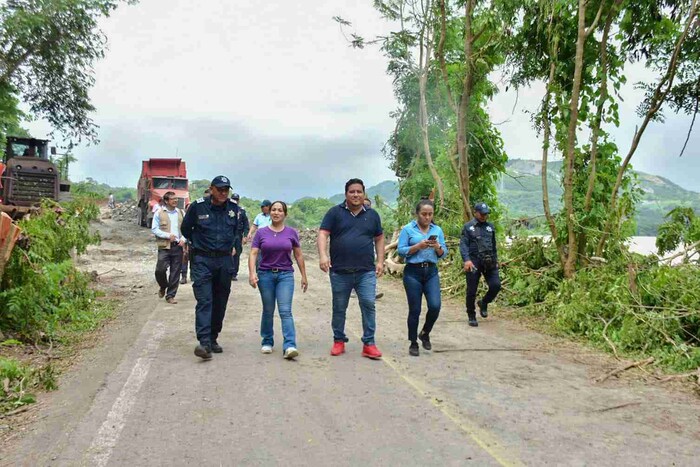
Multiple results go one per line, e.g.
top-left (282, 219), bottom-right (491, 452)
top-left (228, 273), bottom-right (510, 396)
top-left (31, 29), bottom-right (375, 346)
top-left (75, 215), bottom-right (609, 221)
top-left (230, 193), bottom-right (249, 281)
top-left (181, 176), bottom-right (239, 359)
top-left (459, 202), bottom-right (501, 327)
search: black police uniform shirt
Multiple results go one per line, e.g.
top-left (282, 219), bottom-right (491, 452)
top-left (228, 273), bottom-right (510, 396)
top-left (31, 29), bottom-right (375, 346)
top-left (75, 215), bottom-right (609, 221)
top-left (181, 197), bottom-right (239, 253)
top-left (320, 202), bottom-right (383, 272)
top-left (459, 218), bottom-right (498, 264)
top-left (236, 206), bottom-right (249, 236)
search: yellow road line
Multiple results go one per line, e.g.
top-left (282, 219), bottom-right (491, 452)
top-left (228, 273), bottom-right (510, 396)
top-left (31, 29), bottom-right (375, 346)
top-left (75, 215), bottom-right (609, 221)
top-left (350, 329), bottom-right (523, 467)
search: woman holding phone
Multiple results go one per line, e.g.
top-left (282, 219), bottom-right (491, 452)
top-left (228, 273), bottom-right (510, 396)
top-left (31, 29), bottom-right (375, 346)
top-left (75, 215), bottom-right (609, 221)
top-left (397, 199), bottom-right (447, 356)
top-left (249, 201), bottom-right (308, 360)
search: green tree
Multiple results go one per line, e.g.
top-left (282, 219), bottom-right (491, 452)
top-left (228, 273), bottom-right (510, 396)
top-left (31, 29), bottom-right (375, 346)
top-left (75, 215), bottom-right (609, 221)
top-left (509, 0), bottom-right (699, 278)
top-left (0, 0), bottom-right (137, 143)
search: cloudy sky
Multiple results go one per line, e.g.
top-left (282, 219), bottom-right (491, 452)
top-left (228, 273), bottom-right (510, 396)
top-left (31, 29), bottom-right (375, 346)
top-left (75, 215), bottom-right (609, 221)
top-left (26, 0), bottom-right (699, 200)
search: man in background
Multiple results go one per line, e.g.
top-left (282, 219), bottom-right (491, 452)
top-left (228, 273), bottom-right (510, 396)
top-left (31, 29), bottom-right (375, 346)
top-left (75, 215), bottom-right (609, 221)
top-left (152, 191), bottom-right (186, 304)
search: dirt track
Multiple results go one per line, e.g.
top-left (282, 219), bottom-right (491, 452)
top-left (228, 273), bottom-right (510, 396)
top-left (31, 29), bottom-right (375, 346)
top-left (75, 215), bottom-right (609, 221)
top-left (1, 216), bottom-right (699, 466)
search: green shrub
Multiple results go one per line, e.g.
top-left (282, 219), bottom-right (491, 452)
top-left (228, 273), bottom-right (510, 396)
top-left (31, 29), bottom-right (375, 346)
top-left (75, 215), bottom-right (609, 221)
top-left (0, 357), bottom-right (57, 413)
top-left (499, 239), bottom-right (700, 372)
top-left (0, 198), bottom-right (101, 341)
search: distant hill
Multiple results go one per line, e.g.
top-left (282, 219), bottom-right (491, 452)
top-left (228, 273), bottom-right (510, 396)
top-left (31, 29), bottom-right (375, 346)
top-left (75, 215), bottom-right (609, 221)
top-left (329, 180), bottom-right (400, 206)
top-left (343, 161), bottom-right (700, 235)
top-left (501, 159), bottom-right (700, 235)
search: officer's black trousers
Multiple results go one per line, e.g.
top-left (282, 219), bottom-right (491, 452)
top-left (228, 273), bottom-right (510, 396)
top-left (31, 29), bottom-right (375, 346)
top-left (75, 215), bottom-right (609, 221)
top-left (465, 262), bottom-right (501, 317)
top-left (191, 254), bottom-right (234, 345)
top-left (155, 244), bottom-right (183, 299)
top-left (232, 235), bottom-right (243, 277)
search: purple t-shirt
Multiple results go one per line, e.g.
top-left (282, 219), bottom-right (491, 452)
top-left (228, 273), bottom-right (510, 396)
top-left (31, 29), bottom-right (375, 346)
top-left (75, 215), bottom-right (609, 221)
top-left (252, 226), bottom-right (300, 271)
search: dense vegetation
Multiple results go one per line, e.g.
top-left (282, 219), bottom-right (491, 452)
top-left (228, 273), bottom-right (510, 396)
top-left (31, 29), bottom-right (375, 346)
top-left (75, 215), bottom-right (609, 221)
top-left (344, 0), bottom-right (700, 374)
top-left (0, 198), bottom-right (108, 412)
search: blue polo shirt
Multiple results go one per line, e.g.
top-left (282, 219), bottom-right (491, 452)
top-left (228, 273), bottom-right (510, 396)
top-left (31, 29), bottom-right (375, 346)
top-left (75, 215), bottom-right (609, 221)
top-left (320, 203), bottom-right (383, 272)
top-left (397, 220), bottom-right (448, 264)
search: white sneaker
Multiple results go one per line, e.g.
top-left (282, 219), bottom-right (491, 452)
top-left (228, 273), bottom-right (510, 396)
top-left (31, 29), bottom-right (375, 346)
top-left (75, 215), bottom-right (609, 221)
top-left (283, 347), bottom-right (299, 360)
top-left (261, 345), bottom-right (273, 354)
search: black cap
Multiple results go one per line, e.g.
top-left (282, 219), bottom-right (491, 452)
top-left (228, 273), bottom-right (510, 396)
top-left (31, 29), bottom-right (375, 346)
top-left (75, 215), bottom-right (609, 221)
top-left (474, 202), bottom-right (491, 214)
top-left (260, 199), bottom-right (272, 207)
top-left (231, 193), bottom-right (240, 201)
top-left (211, 175), bottom-right (231, 188)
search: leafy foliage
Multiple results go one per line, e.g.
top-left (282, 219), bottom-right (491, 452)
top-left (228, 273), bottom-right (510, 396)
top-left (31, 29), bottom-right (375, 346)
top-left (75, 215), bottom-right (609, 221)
top-left (0, 198), bottom-right (102, 340)
top-left (0, 0), bottom-right (137, 143)
top-left (0, 356), bottom-right (56, 413)
top-left (656, 206), bottom-right (700, 260)
top-left (71, 177), bottom-right (136, 202)
top-left (500, 237), bottom-right (700, 372)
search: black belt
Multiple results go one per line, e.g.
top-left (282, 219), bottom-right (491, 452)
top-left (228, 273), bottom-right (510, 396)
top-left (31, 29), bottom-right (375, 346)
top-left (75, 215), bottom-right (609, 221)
top-left (332, 268), bottom-right (370, 274)
top-left (259, 268), bottom-right (285, 273)
top-left (406, 262), bottom-right (436, 268)
top-left (192, 249), bottom-right (230, 258)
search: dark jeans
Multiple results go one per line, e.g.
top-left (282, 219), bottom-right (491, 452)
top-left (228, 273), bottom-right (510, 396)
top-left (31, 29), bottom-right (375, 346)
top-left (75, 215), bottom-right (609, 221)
top-left (403, 263), bottom-right (441, 342)
top-left (192, 254), bottom-right (234, 345)
top-left (466, 261), bottom-right (501, 317)
top-left (258, 270), bottom-right (296, 350)
top-left (232, 235), bottom-right (243, 277)
top-left (329, 270), bottom-right (377, 345)
top-left (155, 244), bottom-right (183, 299)
top-left (181, 246), bottom-right (189, 278)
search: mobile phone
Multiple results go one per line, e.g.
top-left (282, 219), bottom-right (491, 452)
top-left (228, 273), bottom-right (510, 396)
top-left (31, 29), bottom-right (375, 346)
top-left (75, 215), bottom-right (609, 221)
top-left (428, 235), bottom-right (437, 241)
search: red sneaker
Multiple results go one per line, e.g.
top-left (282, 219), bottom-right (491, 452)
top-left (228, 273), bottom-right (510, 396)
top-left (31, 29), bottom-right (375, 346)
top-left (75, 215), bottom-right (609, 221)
top-left (362, 344), bottom-right (382, 359)
top-left (330, 341), bottom-right (345, 356)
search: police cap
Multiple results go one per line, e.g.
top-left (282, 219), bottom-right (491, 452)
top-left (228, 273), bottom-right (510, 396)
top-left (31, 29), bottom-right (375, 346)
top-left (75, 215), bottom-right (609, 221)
top-left (260, 199), bottom-right (272, 207)
top-left (231, 193), bottom-right (240, 201)
top-left (474, 202), bottom-right (491, 214)
top-left (211, 175), bottom-right (231, 188)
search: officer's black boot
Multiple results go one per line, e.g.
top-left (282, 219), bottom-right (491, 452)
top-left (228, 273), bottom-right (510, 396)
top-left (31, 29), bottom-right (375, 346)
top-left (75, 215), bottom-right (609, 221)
top-left (194, 343), bottom-right (213, 360)
top-left (210, 340), bottom-right (223, 353)
top-left (467, 311), bottom-right (479, 327)
top-left (478, 299), bottom-right (488, 318)
top-left (409, 341), bottom-right (419, 356)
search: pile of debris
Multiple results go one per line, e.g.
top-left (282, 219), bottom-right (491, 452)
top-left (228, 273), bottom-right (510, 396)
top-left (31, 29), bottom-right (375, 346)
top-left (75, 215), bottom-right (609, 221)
top-left (105, 201), bottom-right (140, 223)
top-left (298, 228), bottom-right (318, 247)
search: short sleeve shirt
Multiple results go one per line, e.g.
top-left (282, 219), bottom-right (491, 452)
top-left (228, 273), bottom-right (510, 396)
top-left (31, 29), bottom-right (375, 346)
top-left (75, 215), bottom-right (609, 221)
top-left (253, 213), bottom-right (272, 228)
top-left (320, 203), bottom-right (383, 272)
top-left (252, 226), bottom-right (300, 271)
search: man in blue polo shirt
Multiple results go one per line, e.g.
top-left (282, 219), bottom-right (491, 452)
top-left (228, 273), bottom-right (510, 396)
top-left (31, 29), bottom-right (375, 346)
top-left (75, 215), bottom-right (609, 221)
top-left (317, 178), bottom-right (385, 359)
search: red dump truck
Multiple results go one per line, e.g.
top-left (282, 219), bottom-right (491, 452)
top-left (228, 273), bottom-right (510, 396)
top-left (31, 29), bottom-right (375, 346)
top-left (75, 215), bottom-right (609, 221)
top-left (137, 158), bottom-right (190, 227)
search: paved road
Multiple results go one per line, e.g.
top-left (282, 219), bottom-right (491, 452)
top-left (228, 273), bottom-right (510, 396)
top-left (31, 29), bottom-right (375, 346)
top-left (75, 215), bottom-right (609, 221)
top-left (2, 222), bottom-right (699, 466)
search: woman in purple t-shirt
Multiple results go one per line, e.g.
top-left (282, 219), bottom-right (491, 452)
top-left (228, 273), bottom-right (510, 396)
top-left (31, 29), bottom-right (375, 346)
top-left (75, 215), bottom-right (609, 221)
top-left (249, 201), bottom-right (308, 359)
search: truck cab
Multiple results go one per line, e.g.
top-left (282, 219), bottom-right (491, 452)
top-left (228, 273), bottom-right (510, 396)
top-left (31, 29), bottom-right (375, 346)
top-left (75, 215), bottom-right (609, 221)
top-left (137, 159), bottom-right (190, 227)
top-left (1, 137), bottom-right (60, 214)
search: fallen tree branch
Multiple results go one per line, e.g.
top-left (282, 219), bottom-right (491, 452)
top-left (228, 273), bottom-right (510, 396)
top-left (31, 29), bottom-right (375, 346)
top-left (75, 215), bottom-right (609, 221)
top-left (657, 368), bottom-right (700, 383)
top-left (97, 267), bottom-right (125, 276)
top-left (660, 240), bottom-right (700, 264)
top-left (433, 348), bottom-right (543, 353)
top-left (0, 405), bottom-right (31, 419)
top-left (591, 401), bottom-right (642, 413)
top-left (595, 357), bottom-right (655, 383)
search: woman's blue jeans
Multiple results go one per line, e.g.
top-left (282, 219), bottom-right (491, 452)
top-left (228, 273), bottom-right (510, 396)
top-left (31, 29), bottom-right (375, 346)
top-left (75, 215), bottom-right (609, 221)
top-left (402, 264), bottom-right (441, 342)
top-left (258, 270), bottom-right (296, 350)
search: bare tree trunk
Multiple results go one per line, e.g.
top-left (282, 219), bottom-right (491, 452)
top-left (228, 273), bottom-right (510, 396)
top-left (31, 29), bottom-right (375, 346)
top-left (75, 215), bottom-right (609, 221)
top-left (542, 57), bottom-right (566, 268)
top-left (456, 0), bottom-right (476, 220)
top-left (578, 4), bottom-right (617, 261)
top-left (597, 0), bottom-right (699, 256)
top-left (561, 0), bottom-right (588, 278)
top-left (417, 0), bottom-right (446, 209)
